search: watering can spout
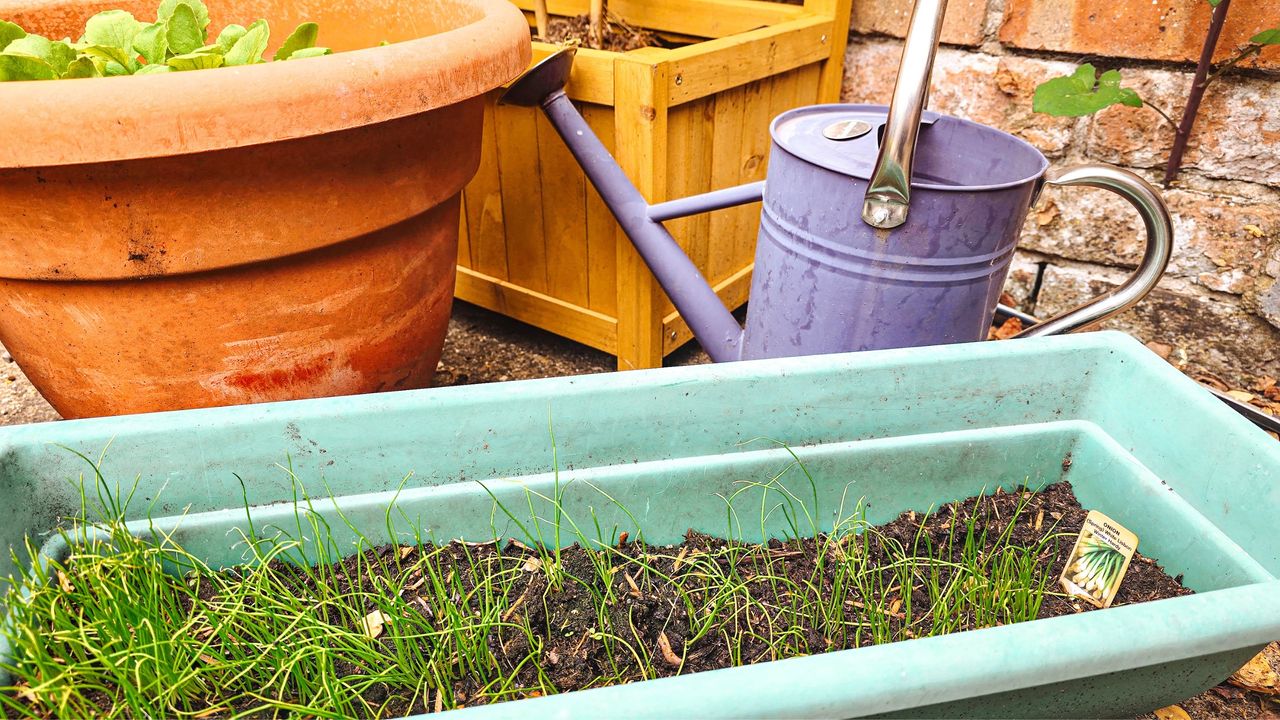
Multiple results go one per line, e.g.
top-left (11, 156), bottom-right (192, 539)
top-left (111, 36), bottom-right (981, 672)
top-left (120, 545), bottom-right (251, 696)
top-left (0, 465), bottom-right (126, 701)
top-left (501, 49), bottom-right (748, 363)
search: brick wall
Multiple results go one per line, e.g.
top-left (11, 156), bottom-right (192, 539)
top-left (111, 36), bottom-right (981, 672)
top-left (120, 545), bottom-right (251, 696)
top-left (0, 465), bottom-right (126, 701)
top-left (840, 0), bottom-right (1280, 385)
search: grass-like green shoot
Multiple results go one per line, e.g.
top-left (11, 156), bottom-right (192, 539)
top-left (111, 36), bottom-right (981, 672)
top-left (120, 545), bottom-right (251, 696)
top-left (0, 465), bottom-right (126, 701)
top-left (1, 449), bottom-right (1068, 718)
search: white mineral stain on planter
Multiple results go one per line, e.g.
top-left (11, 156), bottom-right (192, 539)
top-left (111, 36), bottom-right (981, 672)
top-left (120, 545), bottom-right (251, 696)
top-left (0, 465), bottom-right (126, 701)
top-left (7, 296), bottom-right (40, 319)
top-left (61, 303), bottom-right (104, 328)
top-left (272, 282), bottom-right (370, 316)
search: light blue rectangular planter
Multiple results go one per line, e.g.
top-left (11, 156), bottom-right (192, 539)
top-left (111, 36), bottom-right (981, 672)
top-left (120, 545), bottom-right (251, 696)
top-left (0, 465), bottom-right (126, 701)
top-left (1, 331), bottom-right (1278, 718)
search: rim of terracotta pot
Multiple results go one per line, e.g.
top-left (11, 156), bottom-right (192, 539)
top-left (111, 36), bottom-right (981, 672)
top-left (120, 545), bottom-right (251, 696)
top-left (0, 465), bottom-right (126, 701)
top-left (0, 0), bottom-right (531, 168)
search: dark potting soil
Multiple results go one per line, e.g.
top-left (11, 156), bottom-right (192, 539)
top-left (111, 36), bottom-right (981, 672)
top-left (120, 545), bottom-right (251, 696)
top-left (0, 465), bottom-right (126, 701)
top-left (538, 14), bottom-right (669, 52)
top-left (27, 482), bottom-right (1190, 718)
top-left (277, 482), bottom-right (1182, 715)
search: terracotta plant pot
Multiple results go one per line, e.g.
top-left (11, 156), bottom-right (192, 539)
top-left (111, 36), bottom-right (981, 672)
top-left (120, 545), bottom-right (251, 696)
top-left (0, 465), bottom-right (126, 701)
top-left (0, 0), bottom-right (530, 418)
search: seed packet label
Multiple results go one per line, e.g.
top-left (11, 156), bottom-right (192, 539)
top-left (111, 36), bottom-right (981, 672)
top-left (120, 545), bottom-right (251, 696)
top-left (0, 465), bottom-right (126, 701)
top-left (1059, 510), bottom-right (1138, 609)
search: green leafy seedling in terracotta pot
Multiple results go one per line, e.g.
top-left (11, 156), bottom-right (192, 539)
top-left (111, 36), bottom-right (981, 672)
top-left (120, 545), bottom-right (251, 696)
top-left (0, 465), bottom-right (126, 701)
top-left (0, 0), bottom-right (530, 417)
top-left (0, 0), bottom-right (329, 81)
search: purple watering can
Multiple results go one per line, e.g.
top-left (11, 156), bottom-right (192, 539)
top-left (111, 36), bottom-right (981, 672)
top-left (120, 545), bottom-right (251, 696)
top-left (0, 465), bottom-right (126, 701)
top-left (500, 0), bottom-right (1173, 363)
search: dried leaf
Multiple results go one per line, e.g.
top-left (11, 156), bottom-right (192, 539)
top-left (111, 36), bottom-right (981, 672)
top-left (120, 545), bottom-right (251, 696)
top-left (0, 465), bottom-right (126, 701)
top-left (1145, 341), bottom-right (1173, 360)
top-left (360, 609), bottom-right (389, 639)
top-left (888, 598), bottom-right (903, 616)
top-left (1034, 509), bottom-right (1044, 532)
top-left (623, 571), bottom-right (642, 598)
top-left (501, 588), bottom-right (529, 622)
top-left (1211, 684), bottom-right (1245, 700)
top-left (193, 707), bottom-right (229, 719)
top-left (399, 545), bottom-right (414, 559)
top-left (1195, 374), bottom-right (1231, 392)
top-left (1034, 201), bottom-right (1059, 226)
top-left (1245, 224), bottom-right (1266, 238)
top-left (988, 316), bottom-right (1023, 341)
top-left (434, 689), bottom-right (443, 713)
top-left (1153, 705), bottom-right (1191, 720)
top-left (1229, 651), bottom-right (1279, 694)
top-left (1227, 390), bottom-right (1256, 403)
top-left (56, 570), bottom-right (74, 592)
top-left (657, 631), bottom-right (682, 667)
top-left (522, 556), bottom-right (542, 572)
top-left (672, 546), bottom-right (689, 572)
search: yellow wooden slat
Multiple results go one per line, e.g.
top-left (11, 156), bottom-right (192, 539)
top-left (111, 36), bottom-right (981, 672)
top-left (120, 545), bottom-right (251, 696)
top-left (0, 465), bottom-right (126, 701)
top-left (769, 63), bottom-right (804, 122)
top-left (583, 103), bottom-right (619, 316)
top-left (493, 104), bottom-right (549, 293)
top-left (803, 0), bottom-right (853, 102)
top-left (456, 267), bottom-right (617, 353)
top-left (705, 84), bottom-right (750, 284)
top-left (457, 189), bottom-right (471, 266)
top-left (613, 54), bottom-right (669, 371)
top-left (791, 61), bottom-right (824, 107)
top-left (536, 111), bottom-right (591, 308)
top-left (661, 98), bottom-right (716, 315)
top-left (465, 96), bottom-right (509, 280)
top-left (511, 0), bottom-right (805, 38)
top-left (729, 74), bottom-right (774, 274)
top-left (664, 16), bottom-right (832, 105)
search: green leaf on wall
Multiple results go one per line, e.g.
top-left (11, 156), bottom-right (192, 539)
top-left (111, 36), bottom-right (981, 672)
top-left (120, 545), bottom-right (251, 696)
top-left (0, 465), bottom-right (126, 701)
top-left (1032, 64), bottom-right (1143, 117)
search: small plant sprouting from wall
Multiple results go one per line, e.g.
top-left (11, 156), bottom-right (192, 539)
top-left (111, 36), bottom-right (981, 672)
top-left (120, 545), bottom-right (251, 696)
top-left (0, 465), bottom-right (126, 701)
top-left (1031, 0), bottom-right (1279, 187)
top-left (0, 0), bottom-right (328, 82)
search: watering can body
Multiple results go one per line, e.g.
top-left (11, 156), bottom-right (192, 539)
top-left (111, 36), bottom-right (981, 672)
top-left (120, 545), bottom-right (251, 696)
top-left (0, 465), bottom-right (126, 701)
top-left (743, 105), bottom-right (1046, 359)
top-left (502, 49), bottom-right (1172, 365)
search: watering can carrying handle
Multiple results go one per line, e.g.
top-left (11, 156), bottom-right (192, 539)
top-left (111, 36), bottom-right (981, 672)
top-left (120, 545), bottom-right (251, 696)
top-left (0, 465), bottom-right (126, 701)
top-left (862, 0), bottom-right (948, 230)
top-left (1015, 163), bottom-right (1173, 338)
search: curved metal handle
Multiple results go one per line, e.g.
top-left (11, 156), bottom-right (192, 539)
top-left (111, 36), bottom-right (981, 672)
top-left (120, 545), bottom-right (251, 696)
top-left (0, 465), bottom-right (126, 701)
top-left (861, 0), bottom-right (948, 229)
top-left (1016, 163), bottom-right (1173, 338)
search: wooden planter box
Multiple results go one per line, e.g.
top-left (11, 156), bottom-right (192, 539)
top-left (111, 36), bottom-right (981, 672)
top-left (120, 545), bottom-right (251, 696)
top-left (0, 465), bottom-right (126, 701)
top-left (455, 0), bottom-right (853, 370)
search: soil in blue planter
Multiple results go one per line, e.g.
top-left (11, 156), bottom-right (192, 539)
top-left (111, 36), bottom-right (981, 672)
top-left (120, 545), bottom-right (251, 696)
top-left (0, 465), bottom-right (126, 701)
top-left (2, 481), bottom-right (1189, 718)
